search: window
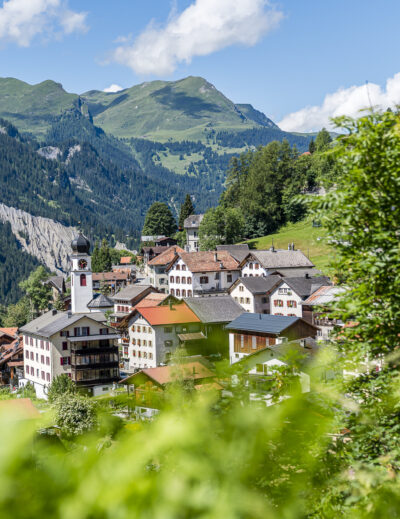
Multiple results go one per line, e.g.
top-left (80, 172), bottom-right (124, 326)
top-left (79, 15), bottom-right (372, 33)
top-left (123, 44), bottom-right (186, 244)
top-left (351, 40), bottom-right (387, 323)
top-left (176, 289), bottom-right (181, 297)
top-left (164, 327), bottom-right (172, 333)
top-left (74, 327), bottom-right (81, 336)
top-left (99, 328), bottom-right (108, 335)
top-left (81, 327), bottom-right (90, 336)
top-left (138, 351), bottom-right (141, 358)
top-left (245, 298), bottom-right (250, 304)
top-left (131, 325), bottom-right (135, 332)
top-left (182, 289), bottom-right (186, 297)
top-left (176, 265), bottom-right (180, 271)
top-left (40, 340), bottom-right (44, 349)
top-left (46, 342), bottom-right (50, 351)
top-left (239, 285), bottom-right (244, 292)
top-left (187, 277), bottom-right (192, 284)
top-left (143, 352), bottom-right (147, 359)
top-left (240, 297), bottom-right (244, 304)
top-left (30, 337), bottom-right (33, 346)
top-left (234, 297), bottom-right (238, 302)
top-left (181, 277), bottom-right (186, 284)
top-left (176, 276), bottom-right (180, 284)
top-left (25, 365), bottom-right (30, 375)
top-left (288, 313), bottom-right (297, 317)
top-left (149, 353), bottom-right (153, 360)
top-left (60, 330), bottom-right (69, 337)
top-left (46, 357), bottom-right (50, 366)
top-left (46, 373), bottom-right (50, 382)
top-left (255, 263), bottom-right (259, 270)
top-left (164, 340), bottom-right (173, 347)
top-left (227, 274), bottom-right (232, 283)
top-left (200, 276), bottom-right (209, 284)
top-left (170, 289), bottom-right (175, 295)
top-left (24, 336), bottom-right (29, 345)
top-left (182, 265), bottom-right (186, 271)
top-left (262, 297), bottom-right (267, 304)
top-left (36, 369), bottom-right (39, 377)
top-left (274, 300), bottom-right (284, 307)
top-left (41, 355), bottom-right (44, 364)
top-left (170, 276), bottom-right (175, 284)
top-left (80, 273), bottom-right (87, 286)
top-left (249, 263), bottom-right (253, 269)
top-left (41, 371), bottom-right (45, 380)
top-left (137, 339), bottom-right (141, 346)
top-left (36, 353), bottom-right (38, 362)
top-left (187, 290), bottom-right (192, 296)
top-left (132, 350), bottom-right (136, 357)
top-left (62, 341), bottom-right (68, 351)
top-left (287, 300), bottom-right (297, 308)
top-left (215, 272), bottom-right (220, 280)
top-left (25, 350), bottom-right (29, 358)
top-left (143, 340), bottom-right (147, 346)
top-left (132, 338), bottom-right (136, 345)
top-left (30, 351), bottom-right (34, 360)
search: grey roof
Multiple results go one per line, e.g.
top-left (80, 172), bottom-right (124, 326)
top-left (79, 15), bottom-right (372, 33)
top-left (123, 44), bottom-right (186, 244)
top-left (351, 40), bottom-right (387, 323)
top-left (302, 286), bottom-right (346, 306)
top-left (281, 276), bottom-right (332, 298)
top-left (216, 244), bottom-right (250, 262)
top-left (226, 314), bottom-right (300, 335)
top-left (184, 214), bottom-right (204, 228)
top-left (20, 310), bottom-right (106, 338)
top-left (46, 276), bottom-right (65, 293)
top-left (184, 295), bottom-right (244, 324)
top-left (244, 250), bottom-right (314, 269)
top-left (87, 293), bottom-right (114, 308)
top-left (271, 268), bottom-right (322, 278)
top-left (111, 284), bottom-right (153, 302)
top-left (233, 275), bottom-right (282, 295)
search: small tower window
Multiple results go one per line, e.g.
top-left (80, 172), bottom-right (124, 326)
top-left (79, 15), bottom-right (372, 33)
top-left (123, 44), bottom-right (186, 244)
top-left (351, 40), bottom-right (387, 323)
top-left (80, 274), bottom-right (87, 287)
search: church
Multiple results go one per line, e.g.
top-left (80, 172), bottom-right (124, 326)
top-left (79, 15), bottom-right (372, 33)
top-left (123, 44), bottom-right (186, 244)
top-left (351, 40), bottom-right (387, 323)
top-left (20, 233), bottom-right (120, 398)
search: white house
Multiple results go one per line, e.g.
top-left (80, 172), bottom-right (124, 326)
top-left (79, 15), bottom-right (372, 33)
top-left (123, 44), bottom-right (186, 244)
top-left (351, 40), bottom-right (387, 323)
top-left (167, 250), bottom-right (240, 297)
top-left (121, 301), bottom-right (201, 372)
top-left (239, 247), bottom-right (315, 277)
top-left (147, 246), bottom-right (184, 293)
top-left (229, 276), bottom-right (282, 314)
top-left (20, 233), bottom-right (120, 398)
top-left (302, 285), bottom-right (346, 341)
top-left (184, 214), bottom-right (204, 252)
top-left (269, 276), bottom-right (331, 320)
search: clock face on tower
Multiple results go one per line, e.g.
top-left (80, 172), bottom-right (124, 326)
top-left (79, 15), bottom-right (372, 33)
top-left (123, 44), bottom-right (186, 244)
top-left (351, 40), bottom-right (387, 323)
top-left (78, 259), bottom-right (87, 270)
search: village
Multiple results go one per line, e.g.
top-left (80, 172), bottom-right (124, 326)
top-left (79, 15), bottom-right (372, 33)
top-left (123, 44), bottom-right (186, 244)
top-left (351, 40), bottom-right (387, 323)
top-left (0, 212), bottom-right (347, 420)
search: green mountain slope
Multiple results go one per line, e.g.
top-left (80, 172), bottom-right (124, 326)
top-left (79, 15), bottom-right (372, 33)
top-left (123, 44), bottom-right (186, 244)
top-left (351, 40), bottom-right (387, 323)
top-left (82, 76), bottom-right (261, 141)
top-left (0, 77), bottom-right (78, 138)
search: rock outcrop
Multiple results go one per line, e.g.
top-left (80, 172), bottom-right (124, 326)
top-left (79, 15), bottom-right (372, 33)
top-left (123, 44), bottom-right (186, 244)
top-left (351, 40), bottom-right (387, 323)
top-left (0, 203), bottom-right (77, 275)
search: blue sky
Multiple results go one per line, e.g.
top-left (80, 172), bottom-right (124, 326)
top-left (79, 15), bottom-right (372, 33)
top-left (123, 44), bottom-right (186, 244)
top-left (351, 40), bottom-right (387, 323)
top-left (1, 0), bottom-right (400, 131)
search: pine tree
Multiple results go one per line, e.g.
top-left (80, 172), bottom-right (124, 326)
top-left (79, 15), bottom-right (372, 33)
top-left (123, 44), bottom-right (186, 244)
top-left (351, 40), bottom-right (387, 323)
top-left (178, 194), bottom-right (195, 229)
top-left (98, 239), bottom-right (112, 272)
top-left (308, 138), bottom-right (316, 154)
top-left (91, 241), bottom-right (101, 272)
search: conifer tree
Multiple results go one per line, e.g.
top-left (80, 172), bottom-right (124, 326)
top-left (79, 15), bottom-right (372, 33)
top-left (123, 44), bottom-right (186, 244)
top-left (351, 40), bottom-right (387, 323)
top-left (178, 194), bottom-right (195, 229)
top-left (142, 202), bottom-right (177, 237)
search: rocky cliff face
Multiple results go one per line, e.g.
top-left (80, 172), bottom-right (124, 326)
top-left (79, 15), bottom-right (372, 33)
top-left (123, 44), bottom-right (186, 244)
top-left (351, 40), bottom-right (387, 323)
top-left (0, 203), bottom-right (77, 275)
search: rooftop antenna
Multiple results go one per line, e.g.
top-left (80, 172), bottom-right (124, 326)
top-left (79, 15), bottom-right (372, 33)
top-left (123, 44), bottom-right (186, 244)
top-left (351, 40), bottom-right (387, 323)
top-left (365, 80), bottom-right (373, 111)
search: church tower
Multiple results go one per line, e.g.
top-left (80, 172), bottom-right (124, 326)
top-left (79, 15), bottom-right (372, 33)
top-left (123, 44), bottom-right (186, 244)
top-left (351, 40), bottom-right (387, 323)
top-left (70, 233), bottom-right (93, 314)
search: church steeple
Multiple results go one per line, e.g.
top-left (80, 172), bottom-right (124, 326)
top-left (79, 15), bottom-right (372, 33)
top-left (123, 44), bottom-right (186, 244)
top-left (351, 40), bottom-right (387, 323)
top-left (70, 233), bottom-right (93, 314)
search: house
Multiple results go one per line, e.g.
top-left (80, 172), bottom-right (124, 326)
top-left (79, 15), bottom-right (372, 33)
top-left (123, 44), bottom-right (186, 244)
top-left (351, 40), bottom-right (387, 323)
top-left (270, 276), bottom-right (332, 321)
top-left (229, 276), bottom-right (282, 314)
top-left (0, 327), bottom-right (18, 348)
top-left (120, 300), bottom-right (201, 372)
top-left (20, 232), bottom-right (120, 398)
top-left (216, 244), bottom-right (250, 263)
top-left (237, 339), bottom-right (320, 404)
top-left (87, 293), bottom-right (114, 313)
top-left (147, 245), bottom-right (185, 292)
top-left (184, 214), bottom-right (204, 252)
top-left (239, 247), bottom-right (315, 277)
top-left (183, 295), bottom-right (244, 357)
top-left (167, 250), bottom-right (240, 297)
top-left (226, 313), bottom-right (318, 364)
top-left (92, 271), bottom-right (131, 294)
top-left (302, 285), bottom-right (346, 341)
top-left (110, 284), bottom-right (157, 327)
top-left (44, 276), bottom-right (66, 301)
top-left (119, 359), bottom-right (221, 417)
top-left (0, 336), bottom-right (24, 386)
top-left (112, 257), bottom-right (137, 277)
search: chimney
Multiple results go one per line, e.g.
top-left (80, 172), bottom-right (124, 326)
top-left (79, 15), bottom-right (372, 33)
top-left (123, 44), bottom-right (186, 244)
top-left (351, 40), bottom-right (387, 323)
top-left (220, 262), bottom-right (223, 269)
top-left (214, 252), bottom-right (218, 262)
top-left (52, 309), bottom-right (57, 316)
top-left (67, 310), bottom-right (72, 318)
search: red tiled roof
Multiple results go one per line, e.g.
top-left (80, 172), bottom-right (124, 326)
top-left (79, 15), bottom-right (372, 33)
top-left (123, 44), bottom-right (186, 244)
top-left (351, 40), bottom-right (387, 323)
top-left (130, 362), bottom-right (215, 386)
top-left (138, 303), bottom-right (200, 326)
top-left (148, 245), bottom-right (185, 266)
top-left (120, 256), bottom-right (134, 264)
top-left (134, 293), bottom-right (169, 309)
top-left (0, 327), bottom-right (18, 337)
top-left (92, 272), bottom-right (129, 281)
top-left (169, 250), bottom-right (240, 273)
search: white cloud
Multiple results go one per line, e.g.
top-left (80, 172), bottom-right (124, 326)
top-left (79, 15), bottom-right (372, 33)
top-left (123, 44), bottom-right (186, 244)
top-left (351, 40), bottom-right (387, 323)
top-left (112, 0), bottom-right (283, 75)
top-left (103, 84), bottom-right (124, 93)
top-left (279, 73), bottom-right (400, 133)
top-left (0, 0), bottom-right (88, 47)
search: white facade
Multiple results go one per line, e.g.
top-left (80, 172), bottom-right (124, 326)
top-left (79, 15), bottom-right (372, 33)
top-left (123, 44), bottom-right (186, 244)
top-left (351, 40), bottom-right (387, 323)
top-left (241, 259), bottom-right (268, 278)
top-left (168, 257), bottom-right (239, 298)
top-left (22, 316), bottom-right (116, 399)
top-left (148, 265), bottom-right (169, 293)
top-left (122, 312), bottom-right (201, 371)
top-left (230, 283), bottom-right (269, 314)
top-left (269, 282), bottom-right (303, 318)
top-left (186, 228), bottom-right (200, 252)
top-left (71, 252), bottom-right (93, 314)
